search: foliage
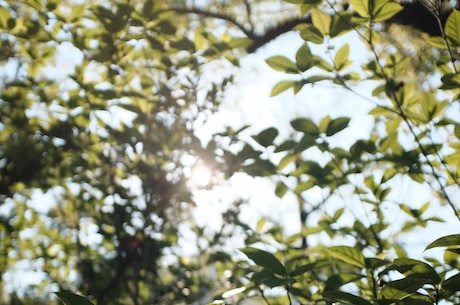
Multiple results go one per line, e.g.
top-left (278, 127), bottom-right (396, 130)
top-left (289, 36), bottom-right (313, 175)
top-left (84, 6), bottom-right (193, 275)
top-left (1, 0), bottom-right (459, 304)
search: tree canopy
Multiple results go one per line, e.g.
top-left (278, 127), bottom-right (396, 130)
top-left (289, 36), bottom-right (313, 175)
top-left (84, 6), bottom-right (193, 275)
top-left (0, 0), bottom-right (459, 305)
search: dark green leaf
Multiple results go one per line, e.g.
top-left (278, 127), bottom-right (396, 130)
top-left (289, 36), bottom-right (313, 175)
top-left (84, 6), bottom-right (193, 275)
top-left (241, 247), bottom-right (285, 275)
top-left (323, 290), bottom-right (372, 305)
top-left (275, 140), bottom-right (298, 152)
top-left (290, 118), bottom-right (320, 136)
top-left (296, 43), bottom-right (314, 71)
top-left (252, 127), bottom-right (278, 147)
top-left (326, 117), bottom-right (350, 136)
top-left (442, 272), bottom-right (460, 292)
top-left (325, 273), bottom-right (364, 290)
top-left (55, 292), bottom-right (94, 305)
top-left (392, 258), bottom-right (441, 284)
top-left (425, 234), bottom-right (460, 250)
top-left (380, 278), bottom-right (429, 300)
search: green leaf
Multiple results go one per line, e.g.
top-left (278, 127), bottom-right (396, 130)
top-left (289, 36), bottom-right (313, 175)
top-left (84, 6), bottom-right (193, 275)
top-left (325, 273), bottom-right (364, 290)
top-left (241, 247), bottom-right (285, 275)
top-left (296, 43), bottom-right (314, 72)
top-left (252, 270), bottom-right (294, 288)
top-left (278, 154), bottom-right (296, 170)
top-left (334, 44), bottom-right (350, 71)
top-left (275, 181), bottom-right (288, 198)
top-left (296, 24), bottom-right (324, 44)
top-left (252, 127), bottom-right (278, 147)
top-left (330, 13), bottom-right (354, 37)
top-left (350, 0), bottom-right (369, 18)
top-left (380, 278), bottom-right (429, 300)
top-left (373, 1), bottom-right (403, 22)
top-left (311, 8), bottom-right (331, 35)
top-left (392, 258), bottom-right (441, 284)
top-left (326, 117), bottom-right (350, 136)
top-left (296, 134), bottom-right (317, 152)
top-left (425, 234), bottom-right (460, 250)
top-left (270, 80), bottom-right (296, 96)
top-left (275, 140), bottom-right (298, 152)
top-left (327, 246), bottom-right (366, 268)
top-left (442, 272), bottom-right (460, 292)
top-left (55, 292), bottom-right (94, 305)
top-left (265, 56), bottom-right (299, 73)
top-left (0, 7), bottom-right (12, 29)
top-left (291, 118), bottom-right (320, 136)
top-left (323, 290), bottom-right (372, 305)
top-left (445, 10), bottom-right (460, 46)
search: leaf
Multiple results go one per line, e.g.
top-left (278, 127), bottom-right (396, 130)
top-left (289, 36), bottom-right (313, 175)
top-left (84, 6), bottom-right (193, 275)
top-left (392, 258), bottom-right (441, 284)
top-left (275, 140), bottom-right (298, 152)
top-left (442, 272), bottom-right (460, 292)
top-left (0, 7), bottom-right (12, 29)
top-left (240, 247), bottom-right (285, 275)
top-left (445, 10), bottom-right (460, 46)
top-left (252, 127), bottom-right (278, 147)
top-left (323, 290), bottom-right (372, 305)
top-left (326, 117), bottom-right (350, 136)
top-left (327, 246), bottom-right (366, 268)
top-left (380, 278), bottom-right (429, 300)
top-left (55, 292), bottom-right (94, 305)
top-left (275, 181), bottom-right (288, 198)
top-left (252, 270), bottom-right (294, 287)
top-left (373, 1), bottom-right (403, 22)
top-left (270, 80), bottom-right (296, 96)
top-left (290, 118), bottom-right (320, 136)
top-left (311, 8), bottom-right (331, 35)
top-left (334, 44), bottom-right (350, 71)
top-left (350, 0), bottom-right (369, 18)
top-left (265, 56), bottom-right (299, 73)
top-left (296, 24), bottom-right (324, 43)
top-left (425, 234), bottom-right (460, 250)
top-left (296, 43), bottom-right (314, 71)
top-left (325, 273), bottom-right (364, 290)
top-left (278, 154), bottom-right (296, 170)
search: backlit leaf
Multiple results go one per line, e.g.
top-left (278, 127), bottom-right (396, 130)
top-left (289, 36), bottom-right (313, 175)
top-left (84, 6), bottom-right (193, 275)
top-left (327, 246), bottom-right (366, 268)
top-left (311, 8), bottom-right (331, 35)
top-left (265, 56), bottom-right (299, 73)
top-left (445, 10), bottom-right (460, 46)
top-left (241, 247), bottom-right (285, 275)
top-left (425, 234), bottom-right (460, 250)
top-left (350, 0), bottom-right (369, 18)
top-left (270, 80), bottom-right (296, 96)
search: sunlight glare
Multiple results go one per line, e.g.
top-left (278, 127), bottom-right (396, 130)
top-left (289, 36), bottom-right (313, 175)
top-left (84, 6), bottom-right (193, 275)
top-left (189, 162), bottom-right (212, 187)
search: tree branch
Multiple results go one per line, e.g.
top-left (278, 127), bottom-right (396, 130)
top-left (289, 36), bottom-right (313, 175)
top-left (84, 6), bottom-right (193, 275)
top-left (166, 2), bottom-right (454, 53)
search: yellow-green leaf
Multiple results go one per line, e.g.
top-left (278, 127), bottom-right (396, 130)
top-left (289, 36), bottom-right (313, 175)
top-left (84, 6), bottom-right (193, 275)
top-left (446, 10), bottom-right (460, 46)
top-left (350, 0), bottom-right (369, 18)
top-left (311, 8), bottom-right (331, 35)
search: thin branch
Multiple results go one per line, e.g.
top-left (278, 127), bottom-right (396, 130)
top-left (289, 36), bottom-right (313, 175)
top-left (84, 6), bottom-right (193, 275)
top-left (162, 7), bottom-right (257, 39)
